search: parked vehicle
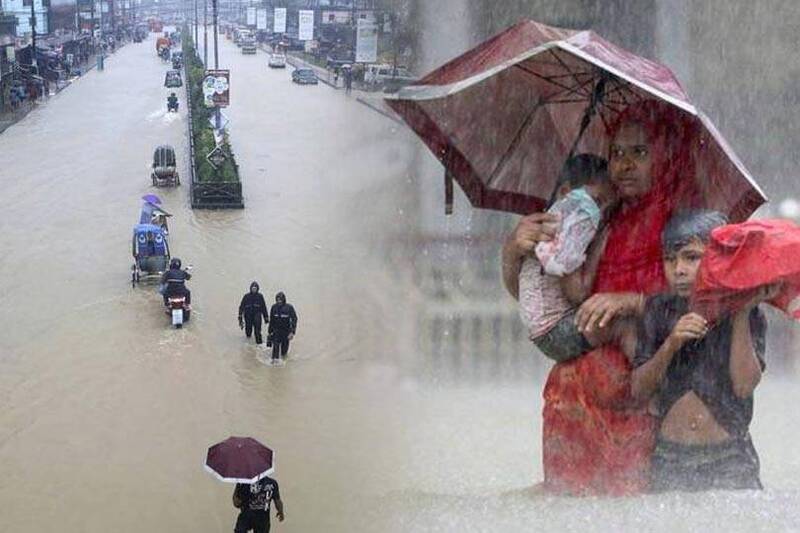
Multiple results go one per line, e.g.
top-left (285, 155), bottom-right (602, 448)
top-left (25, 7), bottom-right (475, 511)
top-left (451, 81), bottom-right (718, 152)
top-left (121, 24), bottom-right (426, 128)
top-left (292, 68), bottom-right (318, 85)
top-left (268, 53), bottom-right (286, 68)
top-left (364, 64), bottom-right (416, 88)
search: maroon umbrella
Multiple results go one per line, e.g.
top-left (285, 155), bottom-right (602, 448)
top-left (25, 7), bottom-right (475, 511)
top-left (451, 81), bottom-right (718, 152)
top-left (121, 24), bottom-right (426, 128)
top-left (204, 436), bottom-right (275, 483)
top-left (385, 19), bottom-right (765, 220)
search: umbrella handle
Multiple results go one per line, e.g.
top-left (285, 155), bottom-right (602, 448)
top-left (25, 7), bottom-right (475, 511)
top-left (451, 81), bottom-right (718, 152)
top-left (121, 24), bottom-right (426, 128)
top-left (445, 171), bottom-right (454, 215)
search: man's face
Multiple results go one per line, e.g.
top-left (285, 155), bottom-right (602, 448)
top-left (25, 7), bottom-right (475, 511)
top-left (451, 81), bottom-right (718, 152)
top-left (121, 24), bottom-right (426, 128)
top-left (609, 122), bottom-right (653, 200)
top-left (250, 287), bottom-right (257, 294)
top-left (663, 238), bottom-right (706, 298)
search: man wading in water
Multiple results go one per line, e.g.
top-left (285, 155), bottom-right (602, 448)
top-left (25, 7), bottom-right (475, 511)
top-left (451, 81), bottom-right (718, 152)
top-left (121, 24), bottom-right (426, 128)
top-left (232, 476), bottom-right (285, 533)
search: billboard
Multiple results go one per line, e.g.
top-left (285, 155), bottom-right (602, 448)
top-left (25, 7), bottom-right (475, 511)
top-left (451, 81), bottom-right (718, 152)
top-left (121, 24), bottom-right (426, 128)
top-left (256, 8), bottom-right (267, 30)
top-left (321, 10), bottom-right (350, 25)
top-left (203, 70), bottom-right (230, 108)
top-left (273, 7), bottom-right (286, 33)
top-left (355, 18), bottom-right (378, 63)
top-left (246, 6), bottom-right (256, 27)
top-left (298, 9), bottom-right (314, 41)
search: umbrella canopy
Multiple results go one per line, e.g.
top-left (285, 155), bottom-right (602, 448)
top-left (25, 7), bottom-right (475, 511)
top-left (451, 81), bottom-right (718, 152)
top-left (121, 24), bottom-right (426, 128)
top-left (386, 19), bottom-right (766, 220)
top-left (205, 436), bottom-right (275, 484)
top-left (142, 194), bottom-right (162, 205)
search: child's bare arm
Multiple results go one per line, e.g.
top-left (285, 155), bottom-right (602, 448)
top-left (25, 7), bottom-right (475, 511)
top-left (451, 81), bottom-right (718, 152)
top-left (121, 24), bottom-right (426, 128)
top-left (729, 310), bottom-right (762, 398)
top-left (631, 313), bottom-right (708, 404)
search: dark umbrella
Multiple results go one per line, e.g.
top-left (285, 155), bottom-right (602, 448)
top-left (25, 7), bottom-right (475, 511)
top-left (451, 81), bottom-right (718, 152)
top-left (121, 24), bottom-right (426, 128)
top-left (205, 436), bottom-right (275, 484)
top-left (385, 19), bottom-right (766, 220)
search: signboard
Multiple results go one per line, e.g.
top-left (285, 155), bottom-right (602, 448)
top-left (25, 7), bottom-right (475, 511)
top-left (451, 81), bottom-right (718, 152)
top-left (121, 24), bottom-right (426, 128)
top-left (321, 10), bottom-right (350, 25)
top-left (202, 69), bottom-right (230, 108)
top-left (256, 8), bottom-right (267, 30)
top-left (206, 146), bottom-right (228, 169)
top-left (6, 46), bottom-right (15, 63)
top-left (298, 9), bottom-right (314, 41)
top-left (273, 7), bottom-right (286, 33)
top-left (246, 6), bottom-right (256, 27)
top-left (355, 19), bottom-right (378, 63)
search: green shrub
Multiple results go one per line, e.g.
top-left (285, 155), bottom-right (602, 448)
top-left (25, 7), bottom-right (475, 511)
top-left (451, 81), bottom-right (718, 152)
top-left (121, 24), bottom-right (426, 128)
top-left (182, 28), bottom-right (240, 184)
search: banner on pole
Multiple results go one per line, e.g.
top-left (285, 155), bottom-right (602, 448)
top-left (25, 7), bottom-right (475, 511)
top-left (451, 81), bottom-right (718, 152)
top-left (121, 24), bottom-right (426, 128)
top-left (273, 7), bottom-right (286, 33)
top-left (203, 70), bottom-right (230, 108)
top-left (246, 7), bottom-right (256, 27)
top-left (256, 8), bottom-right (267, 30)
top-left (355, 18), bottom-right (378, 63)
top-left (298, 9), bottom-right (314, 41)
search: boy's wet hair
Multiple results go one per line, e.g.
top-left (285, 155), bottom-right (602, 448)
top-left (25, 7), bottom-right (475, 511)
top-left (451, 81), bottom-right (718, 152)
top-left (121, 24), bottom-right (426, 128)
top-left (662, 209), bottom-right (728, 253)
top-left (547, 153), bottom-right (609, 207)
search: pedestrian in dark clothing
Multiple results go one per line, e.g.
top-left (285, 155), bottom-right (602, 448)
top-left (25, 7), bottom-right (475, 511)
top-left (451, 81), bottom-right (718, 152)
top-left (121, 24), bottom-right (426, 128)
top-left (232, 476), bottom-right (285, 533)
top-left (239, 281), bottom-right (269, 346)
top-left (267, 292), bottom-right (297, 363)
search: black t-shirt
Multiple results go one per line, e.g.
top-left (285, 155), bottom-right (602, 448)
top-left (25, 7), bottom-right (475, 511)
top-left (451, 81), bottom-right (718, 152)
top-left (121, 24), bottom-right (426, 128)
top-left (235, 477), bottom-right (280, 513)
top-left (634, 293), bottom-right (766, 437)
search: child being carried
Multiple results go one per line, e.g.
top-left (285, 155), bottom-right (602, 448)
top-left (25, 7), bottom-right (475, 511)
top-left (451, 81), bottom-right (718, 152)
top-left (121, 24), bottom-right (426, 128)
top-left (518, 153), bottom-right (628, 362)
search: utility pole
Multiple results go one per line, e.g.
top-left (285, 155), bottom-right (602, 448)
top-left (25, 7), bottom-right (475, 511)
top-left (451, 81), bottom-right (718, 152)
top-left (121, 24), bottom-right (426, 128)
top-left (212, 0), bottom-right (220, 132)
top-left (194, 0), bottom-right (198, 47)
top-left (203, 0), bottom-right (208, 65)
top-left (29, 0), bottom-right (37, 74)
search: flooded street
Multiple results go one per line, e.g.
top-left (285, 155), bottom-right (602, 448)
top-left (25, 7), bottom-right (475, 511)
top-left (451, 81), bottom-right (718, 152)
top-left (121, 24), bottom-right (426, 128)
top-left (1, 27), bottom-right (800, 533)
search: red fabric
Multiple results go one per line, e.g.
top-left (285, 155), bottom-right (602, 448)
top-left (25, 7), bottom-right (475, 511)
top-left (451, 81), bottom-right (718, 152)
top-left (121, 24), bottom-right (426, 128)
top-left (692, 219), bottom-right (800, 323)
top-left (541, 100), bottom-right (701, 496)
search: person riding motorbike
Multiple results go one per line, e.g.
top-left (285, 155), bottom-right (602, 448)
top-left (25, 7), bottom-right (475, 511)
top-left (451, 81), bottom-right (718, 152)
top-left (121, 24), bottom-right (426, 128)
top-left (161, 257), bottom-right (191, 305)
top-left (167, 92), bottom-right (179, 112)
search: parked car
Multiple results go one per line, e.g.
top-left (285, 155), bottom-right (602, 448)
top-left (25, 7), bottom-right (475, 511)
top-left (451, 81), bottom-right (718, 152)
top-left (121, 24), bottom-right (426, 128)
top-left (364, 64), bottom-right (416, 87)
top-left (268, 53), bottom-right (286, 68)
top-left (292, 68), bottom-right (318, 85)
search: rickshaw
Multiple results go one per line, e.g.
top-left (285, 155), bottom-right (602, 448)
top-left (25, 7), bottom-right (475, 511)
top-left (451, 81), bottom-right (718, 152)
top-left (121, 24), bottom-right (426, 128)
top-left (131, 224), bottom-right (170, 287)
top-left (171, 51), bottom-right (183, 70)
top-left (151, 145), bottom-right (180, 187)
top-left (164, 69), bottom-right (182, 88)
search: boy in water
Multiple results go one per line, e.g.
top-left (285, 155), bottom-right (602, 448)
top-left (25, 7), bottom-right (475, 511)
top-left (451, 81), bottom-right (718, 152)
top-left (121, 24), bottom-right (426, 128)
top-left (632, 210), bottom-right (774, 491)
top-left (518, 154), bottom-right (622, 362)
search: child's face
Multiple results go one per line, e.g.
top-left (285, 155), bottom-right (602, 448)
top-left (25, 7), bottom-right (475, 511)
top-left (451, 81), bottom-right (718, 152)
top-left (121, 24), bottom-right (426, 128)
top-left (583, 180), bottom-right (617, 211)
top-left (663, 238), bottom-right (706, 298)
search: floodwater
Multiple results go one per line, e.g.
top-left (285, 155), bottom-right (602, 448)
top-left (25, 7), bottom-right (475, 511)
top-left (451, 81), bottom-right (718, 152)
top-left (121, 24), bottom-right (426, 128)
top-left (1, 30), bottom-right (799, 533)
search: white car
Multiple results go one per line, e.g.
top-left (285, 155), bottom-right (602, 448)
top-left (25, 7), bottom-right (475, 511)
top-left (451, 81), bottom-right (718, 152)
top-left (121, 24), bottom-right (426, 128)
top-left (268, 53), bottom-right (286, 68)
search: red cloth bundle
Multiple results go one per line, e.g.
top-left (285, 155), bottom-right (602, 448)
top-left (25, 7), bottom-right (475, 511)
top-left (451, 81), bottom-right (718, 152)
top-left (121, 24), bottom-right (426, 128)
top-left (691, 218), bottom-right (800, 323)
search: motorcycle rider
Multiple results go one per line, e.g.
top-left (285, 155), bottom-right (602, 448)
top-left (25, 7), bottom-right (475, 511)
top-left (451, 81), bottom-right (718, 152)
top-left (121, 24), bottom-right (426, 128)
top-left (267, 292), bottom-right (297, 363)
top-left (161, 257), bottom-right (191, 305)
top-left (238, 282), bottom-right (269, 346)
top-left (167, 92), bottom-right (178, 111)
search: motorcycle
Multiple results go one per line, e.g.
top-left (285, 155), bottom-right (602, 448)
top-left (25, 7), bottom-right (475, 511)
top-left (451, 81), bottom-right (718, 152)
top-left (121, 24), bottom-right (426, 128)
top-left (162, 265), bottom-right (192, 328)
top-left (166, 294), bottom-right (190, 328)
top-left (167, 99), bottom-right (179, 112)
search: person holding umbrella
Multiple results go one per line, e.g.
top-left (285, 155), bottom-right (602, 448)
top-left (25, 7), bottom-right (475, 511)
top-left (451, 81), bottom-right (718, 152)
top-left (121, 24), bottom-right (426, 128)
top-left (232, 475), bottom-right (285, 533)
top-left (204, 436), bottom-right (285, 533)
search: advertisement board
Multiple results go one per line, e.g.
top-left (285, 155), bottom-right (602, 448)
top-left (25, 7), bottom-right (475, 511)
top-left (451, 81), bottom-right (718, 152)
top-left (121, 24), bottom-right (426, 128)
top-left (321, 10), bottom-right (350, 25)
top-left (273, 7), bottom-right (286, 33)
top-left (298, 9), bottom-right (314, 41)
top-left (203, 69), bottom-right (230, 108)
top-left (246, 6), bottom-right (256, 27)
top-left (355, 18), bottom-right (378, 63)
top-left (256, 8), bottom-right (267, 30)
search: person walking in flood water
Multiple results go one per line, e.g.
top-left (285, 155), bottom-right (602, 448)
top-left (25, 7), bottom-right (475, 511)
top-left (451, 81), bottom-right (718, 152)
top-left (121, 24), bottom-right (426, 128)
top-left (232, 475), bottom-right (285, 533)
top-left (267, 292), bottom-right (297, 364)
top-left (239, 282), bottom-right (269, 347)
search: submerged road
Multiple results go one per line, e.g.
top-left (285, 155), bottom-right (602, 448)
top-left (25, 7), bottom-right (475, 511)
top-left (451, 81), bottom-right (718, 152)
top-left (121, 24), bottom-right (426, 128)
top-left (0, 34), bottom-right (418, 532)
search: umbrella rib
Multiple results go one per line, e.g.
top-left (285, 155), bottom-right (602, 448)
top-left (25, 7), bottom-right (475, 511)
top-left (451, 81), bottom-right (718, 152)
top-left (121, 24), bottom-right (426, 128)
top-left (514, 64), bottom-right (595, 102)
top-left (485, 99), bottom-right (547, 189)
top-left (548, 49), bottom-right (593, 98)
